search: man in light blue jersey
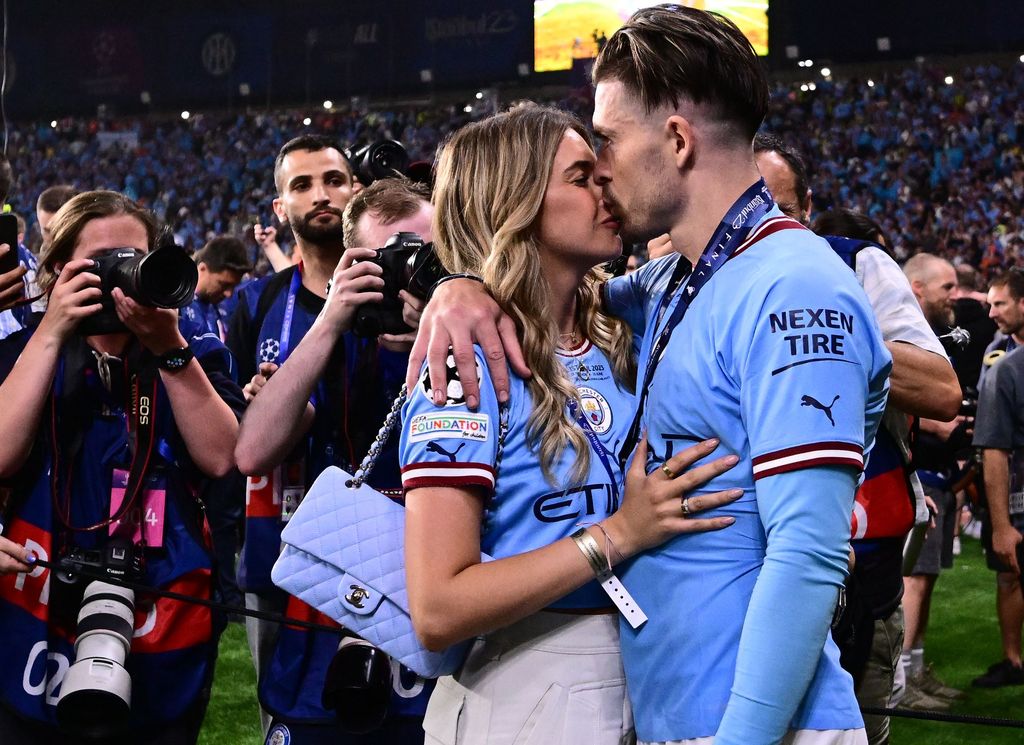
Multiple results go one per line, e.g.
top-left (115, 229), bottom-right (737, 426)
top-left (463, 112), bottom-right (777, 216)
top-left (410, 6), bottom-right (892, 743)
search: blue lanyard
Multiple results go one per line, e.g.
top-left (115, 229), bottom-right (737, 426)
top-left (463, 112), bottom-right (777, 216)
top-left (621, 180), bottom-right (775, 466)
top-left (567, 398), bottom-right (622, 507)
top-left (276, 265), bottom-right (347, 466)
top-left (278, 267), bottom-right (304, 363)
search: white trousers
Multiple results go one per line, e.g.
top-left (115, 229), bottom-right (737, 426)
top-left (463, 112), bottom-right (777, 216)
top-left (423, 611), bottom-right (634, 745)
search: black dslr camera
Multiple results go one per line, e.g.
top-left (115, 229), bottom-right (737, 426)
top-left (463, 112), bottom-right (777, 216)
top-left (77, 236), bottom-right (198, 336)
top-left (347, 140), bottom-right (410, 187)
top-left (351, 232), bottom-right (447, 337)
top-left (56, 540), bottom-right (146, 585)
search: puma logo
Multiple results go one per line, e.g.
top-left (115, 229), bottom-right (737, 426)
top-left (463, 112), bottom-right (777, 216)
top-left (426, 441), bottom-right (466, 462)
top-left (800, 394), bottom-right (840, 427)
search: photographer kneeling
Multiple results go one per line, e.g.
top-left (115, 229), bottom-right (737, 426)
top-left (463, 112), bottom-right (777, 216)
top-left (0, 191), bottom-right (243, 744)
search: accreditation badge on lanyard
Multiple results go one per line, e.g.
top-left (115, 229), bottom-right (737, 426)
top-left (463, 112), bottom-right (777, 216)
top-left (619, 180), bottom-right (776, 467)
top-left (109, 467), bottom-right (167, 547)
top-left (245, 268), bottom-right (310, 523)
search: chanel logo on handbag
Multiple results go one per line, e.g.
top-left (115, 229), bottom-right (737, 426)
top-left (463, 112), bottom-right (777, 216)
top-left (345, 585), bottom-right (370, 608)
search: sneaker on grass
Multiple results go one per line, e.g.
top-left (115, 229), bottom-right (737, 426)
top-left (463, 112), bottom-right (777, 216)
top-left (912, 664), bottom-right (967, 701)
top-left (971, 659), bottom-right (1024, 688)
top-left (899, 684), bottom-right (952, 712)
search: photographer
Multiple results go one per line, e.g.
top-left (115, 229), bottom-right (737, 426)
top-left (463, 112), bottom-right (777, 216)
top-left (0, 191), bottom-right (243, 744)
top-left (228, 139), bottom-right (427, 744)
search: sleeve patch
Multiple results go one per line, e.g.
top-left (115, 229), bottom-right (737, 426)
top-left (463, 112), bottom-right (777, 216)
top-left (401, 462), bottom-right (496, 490)
top-left (418, 352), bottom-right (483, 407)
top-left (407, 413), bottom-right (491, 443)
top-left (752, 441), bottom-right (864, 480)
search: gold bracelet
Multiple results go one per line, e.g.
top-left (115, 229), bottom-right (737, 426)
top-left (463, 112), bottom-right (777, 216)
top-left (570, 527), bottom-right (610, 579)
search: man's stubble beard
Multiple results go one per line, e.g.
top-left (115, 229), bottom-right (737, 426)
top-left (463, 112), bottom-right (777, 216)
top-left (292, 218), bottom-right (345, 248)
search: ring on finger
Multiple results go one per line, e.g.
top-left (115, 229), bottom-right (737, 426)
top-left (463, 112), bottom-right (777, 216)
top-left (661, 463), bottom-right (676, 480)
top-left (681, 496), bottom-right (692, 517)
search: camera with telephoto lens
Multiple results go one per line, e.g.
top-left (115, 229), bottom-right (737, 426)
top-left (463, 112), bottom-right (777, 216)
top-left (349, 231), bottom-right (446, 337)
top-left (77, 233), bottom-right (198, 336)
top-left (322, 636), bottom-right (392, 733)
top-left (346, 140), bottom-right (410, 187)
top-left (55, 540), bottom-right (146, 738)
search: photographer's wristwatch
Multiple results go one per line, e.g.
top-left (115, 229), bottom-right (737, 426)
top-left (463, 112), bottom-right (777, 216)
top-left (157, 346), bottom-right (195, 372)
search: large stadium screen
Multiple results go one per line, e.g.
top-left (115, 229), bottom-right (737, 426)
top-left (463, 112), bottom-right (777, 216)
top-left (534, 1), bottom-right (769, 73)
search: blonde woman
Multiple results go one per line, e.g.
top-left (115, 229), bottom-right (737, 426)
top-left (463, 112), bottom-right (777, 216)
top-left (399, 105), bottom-right (739, 745)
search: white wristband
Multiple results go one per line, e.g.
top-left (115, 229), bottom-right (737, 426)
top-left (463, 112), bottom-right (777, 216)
top-left (570, 528), bottom-right (647, 629)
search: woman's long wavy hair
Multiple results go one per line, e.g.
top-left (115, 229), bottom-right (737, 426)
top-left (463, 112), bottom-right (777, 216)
top-left (37, 190), bottom-right (157, 292)
top-left (432, 104), bottom-right (636, 483)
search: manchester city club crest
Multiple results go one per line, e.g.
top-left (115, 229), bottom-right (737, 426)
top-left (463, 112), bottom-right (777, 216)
top-left (577, 386), bottom-right (612, 434)
top-left (259, 337), bottom-right (281, 363)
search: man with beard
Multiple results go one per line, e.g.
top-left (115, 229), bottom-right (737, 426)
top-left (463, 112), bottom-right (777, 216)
top-left (971, 269), bottom-right (1024, 688)
top-left (227, 139), bottom-right (425, 744)
top-left (227, 136), bottom-right (357, 737)
top-left (409, 7), bottom-right (891, 742)
top-left (901, 252), bottom-right (971, 703)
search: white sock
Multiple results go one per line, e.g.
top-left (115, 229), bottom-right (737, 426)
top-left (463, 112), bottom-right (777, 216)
top-left (900, 650), bottom-right (912, 675)
top-left (910, 647), bottom-right (925, 676)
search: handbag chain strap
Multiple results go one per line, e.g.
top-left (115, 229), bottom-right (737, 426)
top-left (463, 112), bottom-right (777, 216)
top-left (348, 385), bottom-right (510, 490)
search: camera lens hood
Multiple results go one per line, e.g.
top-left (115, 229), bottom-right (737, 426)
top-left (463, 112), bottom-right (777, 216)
top-left (322, 637), bottom-right (392, 734)
top-left (56, 581), bottom-right (135, 738)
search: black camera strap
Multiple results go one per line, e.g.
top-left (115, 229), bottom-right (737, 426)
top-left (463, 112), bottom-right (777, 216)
top-left (50, 339), bottom-right (160, 534)
top-left (35, 553), bottom-right (345, 635)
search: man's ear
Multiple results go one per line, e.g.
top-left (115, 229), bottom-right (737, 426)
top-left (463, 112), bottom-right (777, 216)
top-left (272, 197), bottom-right (287, 225)
top-left (665, 115), bottom-right (696, 171)
top-left (802, 188), bottom-right (814, 224)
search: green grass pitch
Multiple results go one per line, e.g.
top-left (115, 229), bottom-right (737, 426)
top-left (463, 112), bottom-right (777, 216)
top-left (198, 535), bottom-right (1023, 744)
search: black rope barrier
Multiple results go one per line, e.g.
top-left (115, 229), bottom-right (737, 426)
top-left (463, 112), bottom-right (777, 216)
top-left (33, 557), bottom-right (1024, 729)
top-left (862, 706), bottom-right (1024, 728)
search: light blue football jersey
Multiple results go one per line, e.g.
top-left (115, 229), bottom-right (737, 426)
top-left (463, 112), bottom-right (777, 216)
top-left (608, 211), bottom-right (892, 742)
top-left (400, 341), bottom-right (636, 609)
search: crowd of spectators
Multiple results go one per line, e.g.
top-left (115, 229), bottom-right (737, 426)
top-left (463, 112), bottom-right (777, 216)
top-left (5, 59), bottom-right (1024, 281)
top-left (765, 61), bottom-right (1024, 275)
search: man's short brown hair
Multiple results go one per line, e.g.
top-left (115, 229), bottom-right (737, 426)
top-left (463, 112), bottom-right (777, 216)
top-left (195, 235), bottom-right (252, 274)
top-left (991, 268), bottom-right (1024, 302)
top-left (592, 4), bottom-right (768, 139)
top-left (37, 184), bottom-right (80, 214)
top-left (273, 135), bottom-right (350, 194)
top-left (342, 178), bottom-right (430, 249)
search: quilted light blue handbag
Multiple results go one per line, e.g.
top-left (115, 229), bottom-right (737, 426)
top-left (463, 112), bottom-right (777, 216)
top-left (271, 387), bottom-right (507, 679)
